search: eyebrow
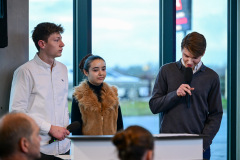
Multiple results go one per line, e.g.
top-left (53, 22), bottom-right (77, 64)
top-left (92, 66), bottom-right (106, 69)
top-left (184, 53), bottom-right (197, 58)
top-left (56, 36), bottom-right (62, 39)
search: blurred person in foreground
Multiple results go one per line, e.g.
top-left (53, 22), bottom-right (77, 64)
top-left (149, 32), bottom-right (223, 160)
top-left (9, 22), bottom-right (70, 159)
top-left (0, 112), bottom-right (41, 160)
top-left (112, 125), bottom-right (154, 160)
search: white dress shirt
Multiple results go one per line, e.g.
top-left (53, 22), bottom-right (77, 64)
top-left (9, 54), bottom-right (70, 155)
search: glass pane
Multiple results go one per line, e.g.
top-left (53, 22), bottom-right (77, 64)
top-left (29, 0), bottom-right (73, 112)
top-left (92, 0), bottom-right (159, 133)
top-left (176, 0), bottom-right (227, 159)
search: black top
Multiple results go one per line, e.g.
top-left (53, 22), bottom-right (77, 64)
top-left (87, 81), bottom-right (103, 102)
top-left (71, 82), bottom-right (124, 135)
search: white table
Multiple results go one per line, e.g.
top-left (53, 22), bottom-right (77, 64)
top-left (65, 134), bottom-right (203, 160)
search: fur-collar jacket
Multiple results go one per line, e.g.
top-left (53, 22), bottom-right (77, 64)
top-left (73, 80), bottom-right (119, 135)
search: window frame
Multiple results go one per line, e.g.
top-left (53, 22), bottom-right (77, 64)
top-left (73, 0), bottom-right (239, 159)
top-left (227, 0), bottom-right (238, 159)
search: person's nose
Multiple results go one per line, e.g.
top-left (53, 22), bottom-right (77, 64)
top-left (187, 57), bottom-right (193, 64)
top-left (60, 40), bottom-right (65, 47)
top-left (99, 70), bottom-right (102, 75)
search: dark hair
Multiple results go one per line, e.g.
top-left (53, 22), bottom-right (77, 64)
top-left (0, 113), bottom-right (33, 158)
top-left (32, 22), bottom-right (64, 51)
top-left (181, 32), bottom-right (206, 57)
top-left (112, 125), bottom-right (154, 160)
top-left (79, 54), bottom-right (105, 73)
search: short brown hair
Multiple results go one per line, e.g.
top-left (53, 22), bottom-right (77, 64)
top-left (0, 113), bottom-right (33, 158)
top-left (181, 32), bottom-right (206, 57)
top-left (32, 22), bottom-right (64, 51)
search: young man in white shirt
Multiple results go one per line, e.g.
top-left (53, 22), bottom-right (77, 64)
top-left (9, 22), bottom-right (70, 159)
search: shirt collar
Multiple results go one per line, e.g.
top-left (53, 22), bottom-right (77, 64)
top-left (34, 53), bottom-right (56, 69)
top-left (181, 58), bottom-right (203, 74)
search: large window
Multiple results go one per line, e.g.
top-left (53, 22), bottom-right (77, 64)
top-left (29, 0), bottom-right (73, 102)
top-left (176, 0), bottom-right (227, 159)
top-left (92, 0), bottom-right (159, 133)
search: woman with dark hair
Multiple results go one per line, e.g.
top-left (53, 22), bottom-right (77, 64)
top-left (71, 54), bottom-right (123, 135)
top-left (112, 125), bottom-right (154, 160)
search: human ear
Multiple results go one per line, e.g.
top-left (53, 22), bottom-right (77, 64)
top-left (83, 69), bottom-right (89, 77)
top-left (146, 150), bottom-right (153, 160)
top-left (20, 137), bottom-right (30, 153)
top-left (38, 40), bottom-right (45, 49)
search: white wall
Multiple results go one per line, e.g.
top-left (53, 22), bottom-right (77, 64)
top-left (0, 0), bottom-right (29, 117)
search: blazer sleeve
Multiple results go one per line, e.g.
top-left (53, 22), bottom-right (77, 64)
top-left (71, 97), bottom-right (83, 135)
top-left (117, 106), bottom-right (124, 131)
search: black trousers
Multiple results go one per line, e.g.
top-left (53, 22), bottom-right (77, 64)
top-left (203, 147), bottom-right (211, 160)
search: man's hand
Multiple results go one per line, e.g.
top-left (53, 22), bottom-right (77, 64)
top-left (49, 125), bottom-right (70, 141)
top-left (177, 84), bottom-right (194, 97)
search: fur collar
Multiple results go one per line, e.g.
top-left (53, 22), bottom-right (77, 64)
top-left (73, 80), bottom-right (119, 111)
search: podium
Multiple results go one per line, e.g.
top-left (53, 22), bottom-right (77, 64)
top-left (66, 134), bottom-right (203, 160)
